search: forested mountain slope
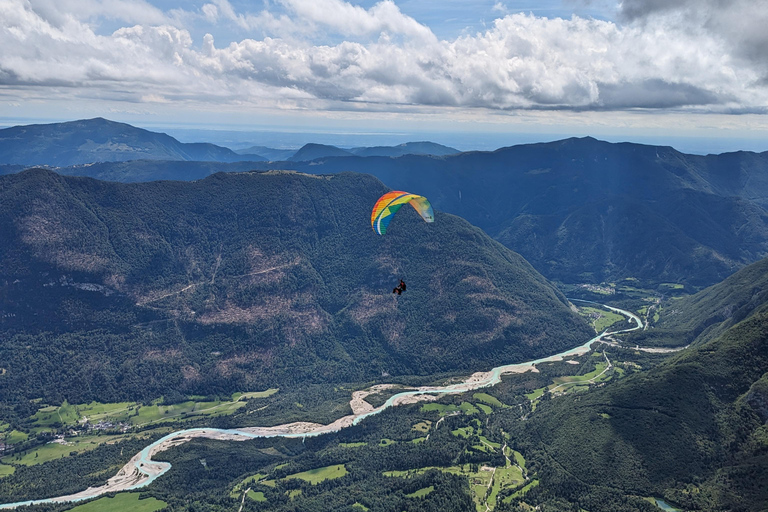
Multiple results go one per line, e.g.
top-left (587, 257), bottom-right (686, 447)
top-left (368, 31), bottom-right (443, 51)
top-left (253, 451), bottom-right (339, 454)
top-left (509, 256), bottom-right (768, 511)
top-left (0, 169), bottom-right (592, 407)
top-left (0, 118), bottom-right (265, 166)
top-left (276, 138), bottom-right (768, 287)
top-left (8, 121), bottom-right (768, 287)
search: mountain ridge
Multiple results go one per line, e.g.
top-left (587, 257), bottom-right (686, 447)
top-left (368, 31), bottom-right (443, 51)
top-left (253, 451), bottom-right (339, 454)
top-left (6, 119), bottom-right (768, 287)
top-left (513, 254), bottom-right (768, 511)
top-left (0, 168), bottom-right (592, 405)
top-left (0, 118), bottom-right (266, 166)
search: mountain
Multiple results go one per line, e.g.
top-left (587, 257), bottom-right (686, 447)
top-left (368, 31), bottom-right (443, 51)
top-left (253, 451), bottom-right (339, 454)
top-left (0, 168), bottom-right (592, 406)
top-left (513, 256), bottom-right (768, 511)
top-left (234, 141), bottom-right (460, 161)
top-left (276, 138), bottom-right (768, 287)
top-left (288, 143), bottom-right (354, 161)
top-left (0, 118), bottom-right (267, 166)
top-left (234, 146), bottom-right (296, 161)
top-left (7, 119), bottom-right (768, 287)
top-left (349, 141), bottom-right (460, 157)
top-left (55, 160), bottom-right (262, 183)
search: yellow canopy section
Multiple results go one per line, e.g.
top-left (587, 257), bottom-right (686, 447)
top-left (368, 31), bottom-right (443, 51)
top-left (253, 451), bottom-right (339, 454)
top-left (371, 191), bottom-right (434, 235)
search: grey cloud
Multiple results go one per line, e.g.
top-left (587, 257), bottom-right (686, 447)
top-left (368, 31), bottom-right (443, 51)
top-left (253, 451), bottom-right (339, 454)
top-left (619, 0), bottom-right (768, 71)
top-left (618, 0), bottom-right (698, 21)
top-left (596, 79), bottom-right (721, 109)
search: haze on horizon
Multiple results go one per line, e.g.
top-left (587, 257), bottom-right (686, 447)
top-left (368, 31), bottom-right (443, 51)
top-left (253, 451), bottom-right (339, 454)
top-left (2, 0), bottom-right (768, 153)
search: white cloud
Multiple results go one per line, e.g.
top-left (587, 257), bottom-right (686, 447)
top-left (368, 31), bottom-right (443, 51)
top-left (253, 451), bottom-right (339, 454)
top-left (24, 0), bottom-right (169, 27)
top-left (1, 0), bottom-right (767, 116)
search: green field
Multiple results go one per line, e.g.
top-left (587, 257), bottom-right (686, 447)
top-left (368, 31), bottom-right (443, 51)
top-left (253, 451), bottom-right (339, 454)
top-left (548, 361), bottom-right (610, 392)
top-left (579, 306), bottom-right (626, 333)
top-left (2, 433), bottom-right (134, 466)
top-left (232, 389), bottom-right (279, 401)
top-left (231, 472), bottom-right (269, 497)
top-left (339, 442), bottom-right (367, 448)
top-left (476, 403), bottom-right (492, 415)
top-left (65, 492), bottom-right (166, 512)
top-left (505, 479), bottom-right (540, 501)
top-left (452, 426), bottom-right (474, 438)
top-left (421, 403), bottom-right (462, 415)
top-left (472, 393), bottom-right (505, 408)
top-left (247, 490), bottom-right (267, 502)
top-left (513, 450), bottom-right (526, 471)
top-left (478, 435), bottom-right (500, 450)
top-left (284, 464), bottom-right (348, 484)
top-left (0, 464), bottom-right (15, 477)
top-left (411, 421), bottom-right (431, 432)
top-left (26, 391), bottom-right (278, 432)
top-left (3, 430), bottom-right (29, 444)
top-left (406, 486), bottom-right (434, 498)
top-left (487, 466), bottom-right (524, 508)
top-left (525, 387), bottom-right (546, 401)
top-left (385, 461), bottom-right (525, 512)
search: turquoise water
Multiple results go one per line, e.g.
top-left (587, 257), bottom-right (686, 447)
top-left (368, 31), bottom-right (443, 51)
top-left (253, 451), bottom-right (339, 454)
top-left (655, 499), bottom-right (682, 511)
top-left (0, 302), bottom-right (640, 509)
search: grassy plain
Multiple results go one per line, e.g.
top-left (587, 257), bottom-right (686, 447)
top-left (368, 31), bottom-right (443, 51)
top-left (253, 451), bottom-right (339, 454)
top-left (3, 431), bottom-right (28, 444)
top-left (24, 390), bottom-right (279, 433)
top-left (1, 430), bottom-right (170, 466)
top-left (579, 306), bottom-right (626, 333)
top-left (247, 490), bottom-right (267, 502)
top-left (385, 461), bottom-right (525, 511)
top-left (284, 464), bottom-right (348, 484)
top-left (406, 486), bottom-right (434, 498)
top-left (472, 393), bottom-right (506, 408)
top-left (66, 492), bottom-right (166, 512)
top-left (0, 464), bottom-right (14, 477)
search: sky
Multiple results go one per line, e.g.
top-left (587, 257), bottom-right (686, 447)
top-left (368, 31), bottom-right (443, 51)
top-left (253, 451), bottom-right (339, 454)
top-left (2, 0), bottom-right (768, 152)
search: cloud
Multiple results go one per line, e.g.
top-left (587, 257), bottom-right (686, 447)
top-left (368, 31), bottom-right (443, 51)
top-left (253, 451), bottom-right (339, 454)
top-left (618, 0), bottom-right (768, 75)
top-left (1, 0), bottom-right (767, 115)
top-left (24, 0), bottom-right (169, 27)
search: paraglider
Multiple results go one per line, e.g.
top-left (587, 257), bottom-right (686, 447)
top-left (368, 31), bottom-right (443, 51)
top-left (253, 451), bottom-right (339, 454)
top-left (370, 191), bottom-right (434, 235)
top-left (371, 191), bottom-right (433, 295)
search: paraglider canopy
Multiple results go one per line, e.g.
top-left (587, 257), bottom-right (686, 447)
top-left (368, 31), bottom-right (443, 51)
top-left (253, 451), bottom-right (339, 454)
top-left (371, 191), bottom-right (434, 235)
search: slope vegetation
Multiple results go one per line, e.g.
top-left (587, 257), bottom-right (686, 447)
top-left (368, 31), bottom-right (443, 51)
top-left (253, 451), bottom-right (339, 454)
top-left (514, 256), bottom-right (768, 511)
top-left (0, 118), bottom-right (264, 166)
top-left (280, 137), bottom-right (768, 286)
top-left (0, 169), bottom-right (592, 406)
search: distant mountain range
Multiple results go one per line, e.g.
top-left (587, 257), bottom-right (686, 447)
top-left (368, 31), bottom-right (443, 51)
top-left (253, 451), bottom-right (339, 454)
top-left (5, 118), bottom-right (768, 288)
top-left (0, 118), bottom-right (459, 167)
top-left (277, 138), bottom-right (768, 287)
top-left (235, 141), bottom-right (459, 161)
top-left (0, 168), bottom-right (591, 404)
top-left (0, 118), bottom-right (266, 166)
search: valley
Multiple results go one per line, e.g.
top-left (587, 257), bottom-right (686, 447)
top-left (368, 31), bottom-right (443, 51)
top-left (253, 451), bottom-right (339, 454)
top-left (1, 120), bottom-right (767, 511)
top-left (1, 302), bottom-right (653, 510)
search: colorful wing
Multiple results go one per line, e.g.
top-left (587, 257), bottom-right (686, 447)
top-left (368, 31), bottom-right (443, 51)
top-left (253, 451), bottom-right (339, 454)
top-left (371, 191), bottom-right (434, 235)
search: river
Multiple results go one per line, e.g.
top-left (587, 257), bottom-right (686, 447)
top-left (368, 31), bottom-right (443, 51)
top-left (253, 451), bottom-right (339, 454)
top-left (0, 302), bottom-right (643, 510)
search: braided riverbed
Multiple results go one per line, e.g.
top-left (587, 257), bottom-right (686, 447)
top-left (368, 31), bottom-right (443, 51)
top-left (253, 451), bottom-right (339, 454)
top-left (0, 303), bottom-right (642, 510)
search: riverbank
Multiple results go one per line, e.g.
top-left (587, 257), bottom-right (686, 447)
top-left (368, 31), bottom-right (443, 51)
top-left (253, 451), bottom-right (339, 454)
top-left (0, 302), bottom-right (642, 510)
